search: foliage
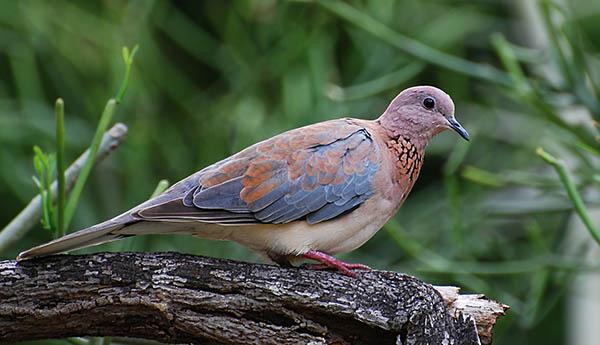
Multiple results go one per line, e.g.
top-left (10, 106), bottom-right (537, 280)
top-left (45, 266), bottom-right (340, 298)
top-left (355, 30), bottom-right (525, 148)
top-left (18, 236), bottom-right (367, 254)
top-left (64, 45), bottom-right (138, 230)
top-left (31, 145), bottom-right (56, 234)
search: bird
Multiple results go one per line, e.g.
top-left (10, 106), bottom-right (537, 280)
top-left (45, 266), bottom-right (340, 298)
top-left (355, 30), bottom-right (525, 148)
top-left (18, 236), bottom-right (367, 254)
top-left (17, 86), bottom-right (469, 276)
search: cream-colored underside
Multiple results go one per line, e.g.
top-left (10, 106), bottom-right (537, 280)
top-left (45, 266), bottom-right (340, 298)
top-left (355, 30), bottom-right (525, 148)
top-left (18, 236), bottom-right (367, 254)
top-left (226, 196), bottom-right (397, 256)
top-left (122, 196), bottom-right (397, 256)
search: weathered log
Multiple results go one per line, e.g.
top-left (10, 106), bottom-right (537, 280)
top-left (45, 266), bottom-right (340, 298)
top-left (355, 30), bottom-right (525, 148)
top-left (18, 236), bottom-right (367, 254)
top-left (0, 252), bottom-right (507, 344)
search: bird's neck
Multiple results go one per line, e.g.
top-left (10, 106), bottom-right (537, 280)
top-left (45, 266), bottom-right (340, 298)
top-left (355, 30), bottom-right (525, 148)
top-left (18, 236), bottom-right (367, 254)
top-left (374, 114), bottom-right (428, 200)
top-left (375, 116), bottom-right (429, 153)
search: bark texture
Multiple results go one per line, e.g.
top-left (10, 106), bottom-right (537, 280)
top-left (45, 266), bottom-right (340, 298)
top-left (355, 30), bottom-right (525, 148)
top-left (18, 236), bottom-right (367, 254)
top-left (0, 252), bottom-right (507, 344)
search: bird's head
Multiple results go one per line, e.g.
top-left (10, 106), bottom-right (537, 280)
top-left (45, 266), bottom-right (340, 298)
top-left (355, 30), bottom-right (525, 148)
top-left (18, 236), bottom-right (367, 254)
top-left (378, 86), bottom-right (469, 142)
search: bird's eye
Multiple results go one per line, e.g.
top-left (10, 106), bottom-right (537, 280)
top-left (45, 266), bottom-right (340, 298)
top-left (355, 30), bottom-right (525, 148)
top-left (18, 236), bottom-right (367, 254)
top-left (423, 97), bottom-right (435, 109)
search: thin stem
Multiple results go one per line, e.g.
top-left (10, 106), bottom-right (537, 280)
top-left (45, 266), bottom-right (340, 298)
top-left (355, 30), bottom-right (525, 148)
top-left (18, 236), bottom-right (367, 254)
top-left (150, 179), bottom-right (170, 198)
top-left (115, 45), bottom-right (139, 103)
top-left (55, 98), bottom-right (66, 237)
top-left (64, 100), bottom-right (117, 230)
top-left (536, 147), bottom-right (600, 245)
top-left (490, 34), bottom-right (529, 94)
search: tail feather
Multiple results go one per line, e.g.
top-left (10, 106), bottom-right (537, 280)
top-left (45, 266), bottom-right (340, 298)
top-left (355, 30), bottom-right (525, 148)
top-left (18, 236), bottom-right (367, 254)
top-left (16, 191), bottom-right (209, 261)
top-left (16, 220), bottom-right (128, 261)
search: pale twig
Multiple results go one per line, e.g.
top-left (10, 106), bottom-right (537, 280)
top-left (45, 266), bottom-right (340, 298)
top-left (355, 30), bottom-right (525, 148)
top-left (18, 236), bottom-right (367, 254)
top-left (0, 123), bottom-right (128, 254)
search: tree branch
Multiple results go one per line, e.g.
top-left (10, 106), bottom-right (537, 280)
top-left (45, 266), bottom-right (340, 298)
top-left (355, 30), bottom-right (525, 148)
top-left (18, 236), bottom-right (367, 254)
top-left (0, 252), bottom-right (507, 345)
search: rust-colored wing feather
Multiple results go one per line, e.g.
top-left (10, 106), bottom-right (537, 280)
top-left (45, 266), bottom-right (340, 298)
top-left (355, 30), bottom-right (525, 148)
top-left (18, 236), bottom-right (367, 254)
top-left (136, 119), bottom-right (381, 225)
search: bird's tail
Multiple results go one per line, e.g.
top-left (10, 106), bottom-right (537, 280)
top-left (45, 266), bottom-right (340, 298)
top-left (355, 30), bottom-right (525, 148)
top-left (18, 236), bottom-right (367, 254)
top-left (16, 217), bottom-right (132, 261)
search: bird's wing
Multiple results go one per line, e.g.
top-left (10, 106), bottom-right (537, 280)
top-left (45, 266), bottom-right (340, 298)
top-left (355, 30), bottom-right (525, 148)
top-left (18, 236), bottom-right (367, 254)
top-left (136, 119), bottom-right (381, 225)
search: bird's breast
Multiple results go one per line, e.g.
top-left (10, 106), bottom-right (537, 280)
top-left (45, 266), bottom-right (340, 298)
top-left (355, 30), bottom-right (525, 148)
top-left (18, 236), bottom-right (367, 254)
top-left (379, 135), bottom-right (424, 203)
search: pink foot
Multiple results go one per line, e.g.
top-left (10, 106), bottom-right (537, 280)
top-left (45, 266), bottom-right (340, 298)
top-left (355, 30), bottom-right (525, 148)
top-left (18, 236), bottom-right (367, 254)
top-left (302, 250), bottom-right (371, 277)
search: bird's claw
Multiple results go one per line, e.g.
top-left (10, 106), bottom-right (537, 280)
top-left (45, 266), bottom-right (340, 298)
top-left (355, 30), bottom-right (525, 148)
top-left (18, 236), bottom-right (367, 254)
top-left (301, 250), bottom-right (371, 277)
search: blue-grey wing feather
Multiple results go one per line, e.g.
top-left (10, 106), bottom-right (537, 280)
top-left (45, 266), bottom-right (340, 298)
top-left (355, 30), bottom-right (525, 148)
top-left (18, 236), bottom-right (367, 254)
top-left (135, 124), bottom-right (380, 226)
top-left (193, 177), bottom-right (247, 211)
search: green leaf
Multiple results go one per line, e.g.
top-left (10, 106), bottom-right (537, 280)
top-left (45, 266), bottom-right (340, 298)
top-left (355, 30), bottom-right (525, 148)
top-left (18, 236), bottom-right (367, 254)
top-left (33, 154), bottom-right (43, 179)
top-left (121, 46), bottom-right (129, 64)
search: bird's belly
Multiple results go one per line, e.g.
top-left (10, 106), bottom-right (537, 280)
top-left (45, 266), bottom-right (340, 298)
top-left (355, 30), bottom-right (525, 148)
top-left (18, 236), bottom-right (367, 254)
top-left (220, 196), bottom-right (398, 256)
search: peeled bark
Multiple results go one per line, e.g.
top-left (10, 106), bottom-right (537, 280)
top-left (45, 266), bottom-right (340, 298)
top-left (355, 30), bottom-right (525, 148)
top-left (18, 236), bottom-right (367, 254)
top-left (0, 252), bottom-right (507, 344)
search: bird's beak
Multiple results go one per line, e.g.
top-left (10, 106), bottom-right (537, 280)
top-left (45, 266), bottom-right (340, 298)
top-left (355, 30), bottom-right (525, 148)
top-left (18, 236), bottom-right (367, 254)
top-left (447, 116), bottom-right (470, 141)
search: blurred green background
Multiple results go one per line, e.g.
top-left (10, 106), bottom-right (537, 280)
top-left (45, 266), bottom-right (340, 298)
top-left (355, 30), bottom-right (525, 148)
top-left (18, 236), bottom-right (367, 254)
top-left (2, 1), bottom-right (600, 344)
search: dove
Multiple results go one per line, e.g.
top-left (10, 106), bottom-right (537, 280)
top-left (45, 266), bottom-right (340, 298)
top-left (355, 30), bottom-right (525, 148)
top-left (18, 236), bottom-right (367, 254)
top-left (17, 86), bottom-right (469, 276)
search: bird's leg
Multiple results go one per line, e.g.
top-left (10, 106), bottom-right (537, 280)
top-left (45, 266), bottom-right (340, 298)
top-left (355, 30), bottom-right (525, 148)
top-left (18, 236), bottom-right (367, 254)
top-left (301, 250), bottom-right (371, 277)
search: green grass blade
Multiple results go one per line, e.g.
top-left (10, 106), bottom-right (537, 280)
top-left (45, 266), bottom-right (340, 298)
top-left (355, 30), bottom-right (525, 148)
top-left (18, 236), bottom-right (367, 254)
top-left (64, 99), bottom-right (117, 230)
top-left (55, 98), bottom-right (66, 237)
top-left (491, 33), bottom-right (530, 94)
top-left (536, 147), bottom-right (600, 245)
